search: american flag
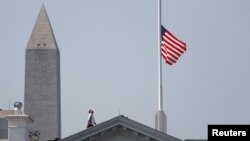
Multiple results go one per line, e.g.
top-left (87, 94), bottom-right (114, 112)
top-left (161, 25), bottom-right (187, 65)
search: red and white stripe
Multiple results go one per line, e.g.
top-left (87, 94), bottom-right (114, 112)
top-left (161, 30), bottom-right (186, 65)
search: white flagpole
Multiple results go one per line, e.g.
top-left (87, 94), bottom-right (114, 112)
top-left (158, 0), bottom-right (163, 111)
top-left (155, 0), bottom-right (167, 133)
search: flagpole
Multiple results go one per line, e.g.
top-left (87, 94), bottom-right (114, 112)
top-left (155, 0), bottom-right (167, 133)
top-left (158, 0), bottom-right (163, 111)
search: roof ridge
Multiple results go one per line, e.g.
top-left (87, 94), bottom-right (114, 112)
top-left (60, 115), bottom-right (183, 141)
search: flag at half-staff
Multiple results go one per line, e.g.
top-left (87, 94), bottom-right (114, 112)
top-left (161, 25), bottom-right (187, 65)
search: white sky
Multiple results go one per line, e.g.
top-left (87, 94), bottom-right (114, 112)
top-left (0, 0), bottom-right (250, 140)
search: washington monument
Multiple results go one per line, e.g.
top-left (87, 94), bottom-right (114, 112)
top-left (24, 4), bottom-right (61, 141)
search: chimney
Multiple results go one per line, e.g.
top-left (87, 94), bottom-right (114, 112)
top-left (5, 102), bottom-right (33, 141)
top-left (14, 102), bottom-right (22, 115)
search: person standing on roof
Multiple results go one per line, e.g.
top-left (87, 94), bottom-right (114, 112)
top-left (87, 109), bottom-right (96, 128)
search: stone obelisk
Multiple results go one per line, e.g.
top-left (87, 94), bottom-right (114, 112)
top-left (24, 4), bottom-right (61, 141)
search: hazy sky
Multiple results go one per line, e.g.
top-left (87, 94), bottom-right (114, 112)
top-left (0, 0), bottom-right (250, 140)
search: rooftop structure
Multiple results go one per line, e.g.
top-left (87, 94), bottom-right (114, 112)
top-left (61, 115), bottom-right (182, 141)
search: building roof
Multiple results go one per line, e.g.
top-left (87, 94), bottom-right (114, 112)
top-left (0, 110), bottom-right (14, 117)
top-left (184, 139), bottom-right (207, 141)
top-left (60, 115), bottom-right (183, 141)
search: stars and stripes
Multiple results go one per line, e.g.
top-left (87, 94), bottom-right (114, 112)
top-left (161, 25), bottom-right (187, 65)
